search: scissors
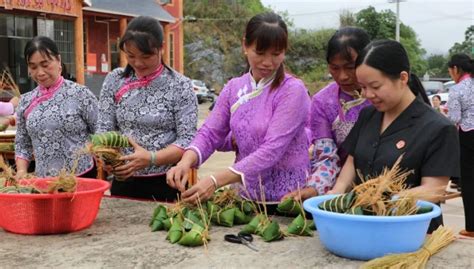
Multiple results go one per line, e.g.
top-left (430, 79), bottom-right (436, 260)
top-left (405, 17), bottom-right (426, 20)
top-left (224, 233), bottom-right (259, 252)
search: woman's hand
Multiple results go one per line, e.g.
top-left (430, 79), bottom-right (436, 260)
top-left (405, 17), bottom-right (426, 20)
top-left (166, 150), bottom-right (198, 192)
top-left (281, 187), bottom-right (318, 202)
top-left (166, 161), bottom-right (192, 192)
top-left (9, 96), bottom-right (19, 108)
top-left (114, 138), bottom-right (151, 179)
top-left (180, 177), bottom-right (216, 203)
top-left (15, 169), bottom-right (27, 181)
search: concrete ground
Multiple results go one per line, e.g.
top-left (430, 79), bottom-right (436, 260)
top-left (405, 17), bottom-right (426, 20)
top-left (195, 103), bottom-right (469, 236)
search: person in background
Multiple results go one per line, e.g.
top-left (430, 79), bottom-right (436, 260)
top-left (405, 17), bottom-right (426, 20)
top-left (431, 94), bottom-right (447, 116)
top-left (15, 36), bottom-right (98, 178)
top-left (0, 96), bottom-right (18, 117)
top-left (166, 12), bottom-right (310, 204)
top-left (447, 53), bottom-right (474, 237)
top-left (330, 40), bottom-right (459, 234)
top-left (96, 16), bottom-right (197, 201)
top-left (283, 27), bottom-right (371, 201)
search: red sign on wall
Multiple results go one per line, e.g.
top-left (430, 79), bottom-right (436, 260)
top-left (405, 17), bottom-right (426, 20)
top-left (2, 0), bottom-right (79, 16)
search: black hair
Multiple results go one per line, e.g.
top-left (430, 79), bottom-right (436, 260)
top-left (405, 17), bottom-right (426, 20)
top-left (244, 12), bottom-right (288, 90)
top-left (432, 94), bottom-right (441, 101)
top-left (326, 27), bottom-right (370, 63)
top-left (448, 53), bottom-right (474, 76)
top-left (119, 16), bottom-right (171, 78)
top-left (24, 36), bottom-right (60, 64)
top-left (355, 39), bottom-right (430, 104)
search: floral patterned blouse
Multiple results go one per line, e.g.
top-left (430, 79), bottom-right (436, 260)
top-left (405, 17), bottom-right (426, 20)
top-left (448, 77), bottom-right (474, 131)
top-left (96, 67), bottom-right (198, 176)
top-left (15, 79), bottom-right (98, 177)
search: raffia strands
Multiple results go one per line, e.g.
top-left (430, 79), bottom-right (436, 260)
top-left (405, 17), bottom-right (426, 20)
top-left (361, 226), bottom-right (456, 269)
top-left (352, 155), bottom-right (415, 216)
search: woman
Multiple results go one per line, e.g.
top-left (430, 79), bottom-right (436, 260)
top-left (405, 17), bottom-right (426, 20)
top-left (283, 27), bottom-right (371, 201)
top-left (447, 53), bottom-right (474, 237)
top-left (15, 36), bottom-right (98, 178)
top-left (330, 40), bottom-right (460, 233)
top-left (167, 12), bottom-right (310, 203)
top-left (431, 94), bottom-right (447, 115)
top-left (97, 16), bottom-right (197, 201)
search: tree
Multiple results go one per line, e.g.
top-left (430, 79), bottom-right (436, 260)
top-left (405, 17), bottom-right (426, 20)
top-left (426, 54), bottom-right (449, 78)
top-left (183, 0), bottom-right (267, 89)
top-left (339, 10), bottom-right (356, 27)
top-left (449, 25), bottom-right (474, 57)
top-left (355, 6), bottom-right (427, 75)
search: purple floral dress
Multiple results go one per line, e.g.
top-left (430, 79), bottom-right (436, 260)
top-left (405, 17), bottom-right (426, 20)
top-left (189, 72), bottom-right (310, 202)
top-left (307, 82), bottom-right (370, 195)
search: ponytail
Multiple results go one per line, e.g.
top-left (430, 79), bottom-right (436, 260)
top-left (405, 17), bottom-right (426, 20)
top-left (408, 74), bottom-right (430, 105)
top-left (270, 64), bottom-right (285, 90)
top-left (448, 53), bottom-right (474, 76)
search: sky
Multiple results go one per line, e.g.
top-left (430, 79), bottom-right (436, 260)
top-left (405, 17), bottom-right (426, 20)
top-left (261, 0), bottom-right (473, 55)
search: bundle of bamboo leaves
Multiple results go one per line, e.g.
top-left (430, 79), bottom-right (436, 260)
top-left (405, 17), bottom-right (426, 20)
top-left (86, 131), bottom-right (129, 174)
top-left (319, 157), bottom-right (434, 216)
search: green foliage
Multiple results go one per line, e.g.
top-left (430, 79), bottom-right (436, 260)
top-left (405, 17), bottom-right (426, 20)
top-left (426, 54), bottom-right (449, 78)
top-left (339, 10), bottom-right (356, 27)
top-left (184, 0), bottom-right (267, 87)
top-left (449, 25), bottom-right (474, 57)
top-left (286, 28), bottom-right (334, 94)
top-left (355, 6), bottom-right (427, 75)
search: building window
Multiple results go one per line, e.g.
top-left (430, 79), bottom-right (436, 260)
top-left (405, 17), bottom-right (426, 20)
top-left (110, 39), bottom-right (120, 70)
top-left (158, 0), bottom-right (172, 5)
top-left (54, 19), bottom-right (75, 80)
top-left (0, 14), bottom-right (35, 94)
top-left (168, 32), bottom-right (174, 68)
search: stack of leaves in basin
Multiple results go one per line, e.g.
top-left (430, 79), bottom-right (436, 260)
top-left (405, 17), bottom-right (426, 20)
top-left (87, 131), bottom-right (130, 180)
top-left (0, 155), bottom-right (78, 194)
top-left (318, 156), bottom-right (434, 216)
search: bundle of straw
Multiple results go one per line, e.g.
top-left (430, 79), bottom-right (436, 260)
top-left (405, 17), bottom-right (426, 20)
top-left (361, 226), bottom-right (456, 269)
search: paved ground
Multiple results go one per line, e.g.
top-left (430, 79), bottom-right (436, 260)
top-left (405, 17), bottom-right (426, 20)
top-left (195, 103), bottom-right (469, 236)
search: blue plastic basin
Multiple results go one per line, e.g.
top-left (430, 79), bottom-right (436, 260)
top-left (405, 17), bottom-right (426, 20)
top-left (303, 194), bottom-right (441, 260)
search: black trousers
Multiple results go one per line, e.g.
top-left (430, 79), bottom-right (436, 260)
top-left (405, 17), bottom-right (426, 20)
top-left (459, 129), bottom-right (474, 231)
top-left (111, 174), bottom-right (179, 202)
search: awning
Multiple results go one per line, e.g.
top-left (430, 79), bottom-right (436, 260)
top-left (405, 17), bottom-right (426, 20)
top-left (84, 0), bottom-right (175, 23)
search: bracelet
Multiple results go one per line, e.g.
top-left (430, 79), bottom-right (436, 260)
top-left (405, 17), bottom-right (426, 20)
top-left (149, 151), bottom-right (156, 167)
top-left (210, 175), bottom-right (219, 190)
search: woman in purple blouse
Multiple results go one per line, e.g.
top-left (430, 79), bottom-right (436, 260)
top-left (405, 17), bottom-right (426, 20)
top-left (167, 12), bottom-right (311, 203)
top-left (283, 27), bottom-right (371, 201)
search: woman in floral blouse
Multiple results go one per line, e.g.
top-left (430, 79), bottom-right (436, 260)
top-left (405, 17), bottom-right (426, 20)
top-left (97, 16), bottom-right (197, 201)
top-left (447, 53), bottom-right (474, 237)
top-left (15, 36), bottom-right (98, 178)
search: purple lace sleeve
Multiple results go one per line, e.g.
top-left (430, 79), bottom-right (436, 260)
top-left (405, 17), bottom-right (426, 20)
top-left (232, 83), bottom-right (310, 181)
top-left (306, 138), bottom-right (340, 195)
top-left (189, 84), bottom-right (233, 165)
top-left (310, 95), bottom-right (333, 143)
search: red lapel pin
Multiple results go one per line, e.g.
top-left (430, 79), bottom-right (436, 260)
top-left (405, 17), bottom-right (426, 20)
top-left (396, 140), bottom-right (406, 150)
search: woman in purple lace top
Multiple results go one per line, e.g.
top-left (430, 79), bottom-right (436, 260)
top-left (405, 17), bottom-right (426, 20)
top-left (167, 12), bottom-right (310, 203)
top-left (283, 27), bottom-right (371, 201)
